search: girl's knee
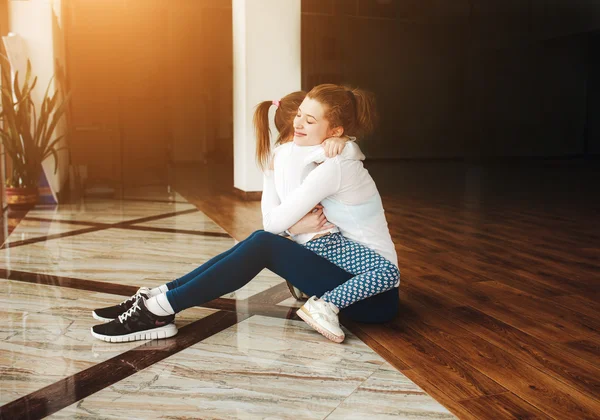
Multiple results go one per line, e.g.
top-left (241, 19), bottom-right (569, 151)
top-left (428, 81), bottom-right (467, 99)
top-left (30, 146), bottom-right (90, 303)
top-left (382, 263), bottom-right (400, 287)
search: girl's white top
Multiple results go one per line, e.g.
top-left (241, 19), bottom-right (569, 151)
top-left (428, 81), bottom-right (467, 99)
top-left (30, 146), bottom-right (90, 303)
top-left (261, 140), bottom-right (398, 268)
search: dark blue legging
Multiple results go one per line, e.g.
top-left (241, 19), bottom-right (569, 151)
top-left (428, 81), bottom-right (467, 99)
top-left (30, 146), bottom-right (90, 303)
top-left (165, 230), bottom-right (399, 323)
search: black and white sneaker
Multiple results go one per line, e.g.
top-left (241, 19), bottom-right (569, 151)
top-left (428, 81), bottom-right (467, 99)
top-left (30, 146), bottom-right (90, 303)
top-left (91, 297), bottom-right (177, 343)
top-left (92, 287), bottom-right (151, 322)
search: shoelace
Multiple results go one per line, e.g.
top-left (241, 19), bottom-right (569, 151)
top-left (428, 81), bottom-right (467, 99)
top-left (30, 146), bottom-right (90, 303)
top-left (118, 300), bottom-right (141, 323)
top-left (121, 290), bottom-right (144, 306)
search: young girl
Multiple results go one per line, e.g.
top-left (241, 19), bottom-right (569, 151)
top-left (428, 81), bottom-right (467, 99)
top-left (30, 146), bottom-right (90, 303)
top-left (90, 85), bottom-right (399, 344)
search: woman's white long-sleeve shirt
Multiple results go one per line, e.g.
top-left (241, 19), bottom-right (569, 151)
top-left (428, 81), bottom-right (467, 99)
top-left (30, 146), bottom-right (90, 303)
top-left (261, 141), bottom-right (398, 267)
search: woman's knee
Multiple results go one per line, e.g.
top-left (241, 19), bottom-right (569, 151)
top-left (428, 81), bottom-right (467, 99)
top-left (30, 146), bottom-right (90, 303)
top-left (246, 230), bottom-right (265, 240)
top-left (248, 230), bottom-right (280, 247)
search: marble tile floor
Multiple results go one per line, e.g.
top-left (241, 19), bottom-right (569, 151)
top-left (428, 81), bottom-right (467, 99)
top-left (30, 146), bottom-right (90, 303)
top-left (2, 218), bottom-right (95, 246)
top-left (0, 208), bottom-right (277, 302)
top-left (0, 279), bottom-right (217, 406)
top-left (0, 188), bottom-right (455, 419)
top-left (49, 316), bottom-right (454, 420)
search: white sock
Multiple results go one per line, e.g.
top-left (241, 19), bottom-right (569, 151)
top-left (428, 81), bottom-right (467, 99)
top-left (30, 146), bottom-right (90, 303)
top-left (145, 293), bottom-right (175, 316)
top-left (149, 284), bottom-right (169, 297)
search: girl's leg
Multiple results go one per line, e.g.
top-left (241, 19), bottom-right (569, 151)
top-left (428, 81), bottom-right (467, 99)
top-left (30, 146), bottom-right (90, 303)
top-left (166, 230), bottom-right (355, 313)
top-left (166, 230), bottom-right (263, 289)
top-left (303, 234), bottom-right (400, 309)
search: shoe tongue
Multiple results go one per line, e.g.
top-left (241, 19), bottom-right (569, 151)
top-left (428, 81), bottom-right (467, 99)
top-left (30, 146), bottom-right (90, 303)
top-left (123, 294), bottom-right (137, 304)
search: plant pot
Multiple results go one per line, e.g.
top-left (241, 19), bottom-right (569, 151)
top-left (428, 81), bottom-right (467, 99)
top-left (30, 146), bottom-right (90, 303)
top-left (5, 187), bottom-right (39, 209)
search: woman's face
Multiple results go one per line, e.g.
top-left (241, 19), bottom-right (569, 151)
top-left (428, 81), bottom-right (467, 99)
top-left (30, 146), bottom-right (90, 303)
top-left (293, 97), bottom-right (335, 146)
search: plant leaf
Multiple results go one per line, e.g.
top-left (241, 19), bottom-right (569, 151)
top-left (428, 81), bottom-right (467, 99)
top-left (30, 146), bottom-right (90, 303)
top-left (43, 134), bottom-right (65, 158)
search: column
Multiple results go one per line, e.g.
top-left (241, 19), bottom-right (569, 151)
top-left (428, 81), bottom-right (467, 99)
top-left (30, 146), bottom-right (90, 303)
top-left (232, 0), bottom-right (301, 194)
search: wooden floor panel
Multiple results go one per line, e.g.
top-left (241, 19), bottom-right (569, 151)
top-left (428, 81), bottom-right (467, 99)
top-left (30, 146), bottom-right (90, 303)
top-left (561, 336), bottom-right (600, 368)
top-left (445, 306), bottom-right (600, 402)
top-left (459, 392), bottom-right (554, 419)
top-left (436, 335), bottom-right (600, 419)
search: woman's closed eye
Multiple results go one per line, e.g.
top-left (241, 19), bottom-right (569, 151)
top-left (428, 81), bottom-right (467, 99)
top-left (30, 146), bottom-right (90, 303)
top-left (296, 113), bottom-right (314, 124)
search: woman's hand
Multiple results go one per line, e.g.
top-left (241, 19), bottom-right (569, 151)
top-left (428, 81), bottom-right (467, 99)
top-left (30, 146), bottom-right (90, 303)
top-left (288, 204), bottom-right (335, 235)
top-left (322, 136), bottom-right (350, 158)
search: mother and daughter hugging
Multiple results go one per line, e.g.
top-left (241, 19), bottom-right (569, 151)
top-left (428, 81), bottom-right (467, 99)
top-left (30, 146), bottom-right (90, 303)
top-left (90, 83), bottom-right (399, 345)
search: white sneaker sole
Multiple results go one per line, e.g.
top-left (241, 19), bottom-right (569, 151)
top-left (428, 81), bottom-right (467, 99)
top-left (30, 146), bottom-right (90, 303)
top-left (92, 311), bottom-right (114, 323)
top-left (297, 307), bottom-right (345, 343)
top-left (90, 323), bottom-right (178, 343)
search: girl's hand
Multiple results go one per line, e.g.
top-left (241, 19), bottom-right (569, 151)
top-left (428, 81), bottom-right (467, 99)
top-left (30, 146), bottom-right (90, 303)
top-left (322, 136), bottom-right (350, 158)
top-left (288, 204), bottom-right (335, 235)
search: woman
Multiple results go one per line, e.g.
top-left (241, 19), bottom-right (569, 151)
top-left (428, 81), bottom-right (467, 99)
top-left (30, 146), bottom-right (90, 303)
top-left (90, 84), bottom-right (399, 344)
top-left (257, 85), bottom-right (399, 342)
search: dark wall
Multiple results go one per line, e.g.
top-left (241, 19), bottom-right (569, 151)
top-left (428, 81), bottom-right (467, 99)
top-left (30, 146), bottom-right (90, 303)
top-left (587, 31), bottom-right (600, 155)
top-left (301, 0), bottom-right (600, 159)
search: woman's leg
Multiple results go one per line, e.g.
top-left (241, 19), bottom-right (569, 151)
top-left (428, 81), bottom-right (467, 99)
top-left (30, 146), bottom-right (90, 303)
top-left (91, 230), bottom-right (397, 343)
top-left (166, 230), bottom-right (356, 313)
top-left (303, 234), bottom-right (399, 309)
top-left (167, 231), bottom-right (399, 324)
top-left (91, 233), bottom-right (262, 323)
top-left (165, 230), bottom-right (263, 290)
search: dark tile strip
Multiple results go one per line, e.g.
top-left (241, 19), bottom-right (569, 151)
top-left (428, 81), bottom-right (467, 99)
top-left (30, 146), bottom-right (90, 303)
top-left (246, 281), bottom-right (294, 305)
top-left (0, 268), bottom-right (139, 297)
top-left (111, 197), bottom-right (191, 205)
top-left (0, 310), bottom-right (249, 420)
top-left (116, 225), bottom-right (232, 238)
top-left (202, 299), bottom-right (300, 320)
top-left (1, 209), bottom-right (204, 250)
top-left (23, 217), bottom-right (108, 228)
top-left (115, 208), bottom-right (200, 226)
top-left (0, 208), bottom-right (30, 247)
top-left (23, 208), bottom-right (200, 230)
top-left (247, 304), bottom-right (299, 320)
top-left (0, 226), bottom-right (107, 250)
top-left (0, 213), bottom-right (9, 248)
top-left (24, 216), bottom-right (232, 238)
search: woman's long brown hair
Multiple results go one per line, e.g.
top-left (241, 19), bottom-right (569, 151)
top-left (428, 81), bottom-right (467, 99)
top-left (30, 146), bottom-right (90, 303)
top-left (306, 84), bottom-right (377, 138)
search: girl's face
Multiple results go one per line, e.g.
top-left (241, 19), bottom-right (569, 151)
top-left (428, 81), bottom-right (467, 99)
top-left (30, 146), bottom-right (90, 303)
top-left (293, 97), bottom-right (340, 146)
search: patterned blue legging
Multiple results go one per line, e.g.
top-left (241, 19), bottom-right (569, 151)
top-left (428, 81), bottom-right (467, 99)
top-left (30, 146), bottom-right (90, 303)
top-left (302, 233), bottom-right (400, 309)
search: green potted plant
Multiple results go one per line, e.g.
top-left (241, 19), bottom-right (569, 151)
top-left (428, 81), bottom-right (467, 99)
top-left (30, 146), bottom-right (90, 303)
top-left (0, 55), bottom-right (70, 208)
